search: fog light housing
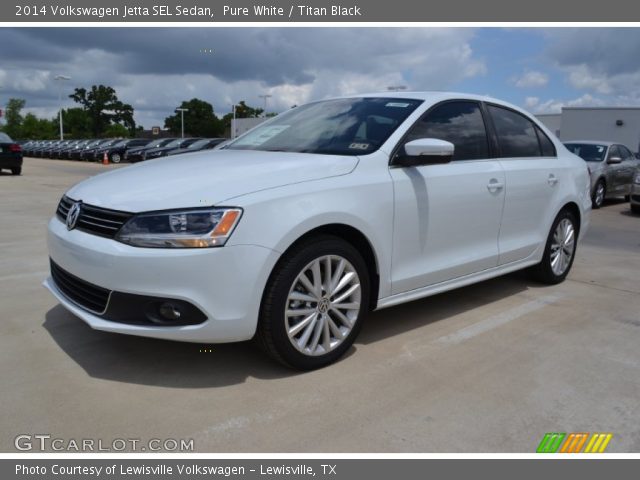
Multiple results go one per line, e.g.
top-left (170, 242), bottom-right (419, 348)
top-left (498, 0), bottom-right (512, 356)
top-left (157, 302), bottom-right (183, 323)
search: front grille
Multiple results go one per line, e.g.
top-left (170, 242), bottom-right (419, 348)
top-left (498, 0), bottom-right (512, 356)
top-left (50, 260), bottom-right (111, 314)
top-left (56, 196), bottom-right (133, 238)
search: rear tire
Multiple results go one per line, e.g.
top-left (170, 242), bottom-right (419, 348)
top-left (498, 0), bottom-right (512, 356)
top-left (11, 167), bottom-right (21, 175)
top-left (256, 235), bottom-right (370, 370)
top-left (631, 204), bottom-right (640, 214)
top-left (530, 209), bottom-right (578, 285)
top-left (110, 153), bottom-right (121, 164)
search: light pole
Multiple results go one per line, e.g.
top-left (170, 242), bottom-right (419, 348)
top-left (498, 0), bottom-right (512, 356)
top-left (258, 94), bottom-right (272, 117)
top-left (54, 75), bottom-right (71, 140)
top-left (231, 103), bottom-right (236, 139)
top-left (175, 108), bottom-right (189, 138)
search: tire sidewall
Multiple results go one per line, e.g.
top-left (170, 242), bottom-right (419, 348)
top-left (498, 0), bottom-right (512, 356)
top-left (262, 237), bottom-right (370, 370)
top-left (540, 210), bottom-right (579, 284)
top-left (592, 180), bottom-right (605, 208)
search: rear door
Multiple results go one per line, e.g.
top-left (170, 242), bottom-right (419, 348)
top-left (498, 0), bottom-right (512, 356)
top-left (486, 104), bottom-right (564, 265)
top-left (617, 145), bottom-right (637, 192)
top-left (389, 100), bottom-right (505, 293)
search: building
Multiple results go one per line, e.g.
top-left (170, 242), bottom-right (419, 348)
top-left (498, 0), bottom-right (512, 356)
top-left (537, 107), bottom-right (640, 152)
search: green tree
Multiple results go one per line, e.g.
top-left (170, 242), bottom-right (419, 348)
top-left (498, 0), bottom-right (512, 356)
top-left (104, 123), bottom-right (130, 138)
top-left (69, 85), bottom-right (136, 137)
top-left (221, 101), bottom-right (266, 131)
top-left (21, 113), bottom-right (56, 139)
top-left (164, 98), bottom-right (224, 137)
top-left (2, 98), bottom-right (26, 138)
top-left (59, 108), bottom-right (92, 138)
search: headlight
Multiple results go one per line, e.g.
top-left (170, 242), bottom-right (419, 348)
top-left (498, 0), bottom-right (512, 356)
top-left (634, 172), bottom-right (640, 184)
top-left (116, 208), bottom-right (242, 248)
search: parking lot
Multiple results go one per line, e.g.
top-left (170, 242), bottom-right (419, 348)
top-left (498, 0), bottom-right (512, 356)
top-left (1, 157), bottom-right (639, 452)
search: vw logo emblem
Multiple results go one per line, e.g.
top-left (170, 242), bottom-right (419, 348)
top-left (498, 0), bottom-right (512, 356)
top-left (66, 202), bottom-right (82, 230)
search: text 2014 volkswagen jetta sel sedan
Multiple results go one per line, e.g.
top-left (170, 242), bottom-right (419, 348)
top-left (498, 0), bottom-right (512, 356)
top-left (45, 92), bottom-right (591, 369)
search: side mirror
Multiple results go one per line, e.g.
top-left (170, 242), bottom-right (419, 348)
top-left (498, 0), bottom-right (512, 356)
top-left (607, 156), bottom-right (622, 164)
top-left (394, 138), bottom-right (454, 167)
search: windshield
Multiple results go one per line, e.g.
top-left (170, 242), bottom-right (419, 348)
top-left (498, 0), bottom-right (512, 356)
top-left (565, 143), bottom-right (607, 162)
top-left (187, 139), bottom-right (210, 149)
top-left (227, 97), bottom-right (423, 155)
top-left (164, 139), bottom-right (185, 148)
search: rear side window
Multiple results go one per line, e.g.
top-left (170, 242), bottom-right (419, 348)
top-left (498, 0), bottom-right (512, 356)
top-left (488, 105), bottom-right (542, 158)
top-left (535, 126), bottom-right (556, 157)
top-left (404, 101), bottom-right (489, 161)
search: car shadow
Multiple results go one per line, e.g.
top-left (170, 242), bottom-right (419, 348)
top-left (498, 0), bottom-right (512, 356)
top-left (44, 271), bottom-right (544, 388)
top-left (357, 271), bottom-right (537, 345)
top-left (43, 306), bottom-right (302, 388)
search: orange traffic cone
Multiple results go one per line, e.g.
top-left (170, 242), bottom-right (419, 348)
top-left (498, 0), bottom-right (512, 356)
top-left (102, 152), bottom-right (109, 165)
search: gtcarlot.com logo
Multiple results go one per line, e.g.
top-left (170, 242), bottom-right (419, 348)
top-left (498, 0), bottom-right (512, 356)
top-left (14, 434), bottom-right (194, 452)
top-left (536, 432), bottom-right (613, 453)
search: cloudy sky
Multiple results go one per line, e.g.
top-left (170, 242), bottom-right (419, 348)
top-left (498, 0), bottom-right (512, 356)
top-left (1, 27), bottom-right (640, 128)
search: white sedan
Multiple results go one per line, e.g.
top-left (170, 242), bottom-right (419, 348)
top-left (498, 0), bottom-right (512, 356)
top-left (45, 92), bottom-right (591, 370)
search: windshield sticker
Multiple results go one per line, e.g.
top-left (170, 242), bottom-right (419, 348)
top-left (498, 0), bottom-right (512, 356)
top-left (349, 142), bottom-right (370, 150)
top-left (234, 125), bottom-right (290, 146)
top-left (385, 102), bottom-right (411, 108)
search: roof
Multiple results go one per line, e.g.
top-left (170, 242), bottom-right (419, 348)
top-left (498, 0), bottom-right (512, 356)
top-left (563, 140), bottom-right (615, 146)
top-left (335, 91), bottom-right (533, 116)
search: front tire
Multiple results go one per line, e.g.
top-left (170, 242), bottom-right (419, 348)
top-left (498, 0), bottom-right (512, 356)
top-left (592, 180), bottom-right (605, 209)
top-left (631, 204), bottom-right (640, 214)
top-left (110, 153), bottom-right (121, 164)
top-left (11, 167), bottom-right (21, 175)
top-left (531, 210), bottom-right (578, 285)
top-left (257, 235), bottom-right (370, 370)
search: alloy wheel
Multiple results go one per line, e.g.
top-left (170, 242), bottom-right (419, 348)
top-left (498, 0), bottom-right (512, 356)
top-left (285, 255), bottom-right (361, 357)
top-left (550, 218), bottom-right (576, 276)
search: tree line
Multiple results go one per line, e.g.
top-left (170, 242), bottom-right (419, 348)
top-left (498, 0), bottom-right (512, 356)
top-left (0, 84), bottom-right (270, 140)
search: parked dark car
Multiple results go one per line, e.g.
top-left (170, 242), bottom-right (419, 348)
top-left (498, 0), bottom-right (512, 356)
top-left (38, 140), bottom-right (63, 158)
top-left (94, 138), bottom-right (153, 163)
top-left (0, 132), bottom-right (23, 175)
top-left (60, 139), bottom-right (92, 159)
top-left (142, 138), bottom-right (202, 161)
top-left (125, 138), bottom-right (179, 163)
top-left (50, 140), bottom-right (78, 159)
top-left (79, 139), bottom-right (118, 161)
top-left (166, 138), bottom-right (227, 157)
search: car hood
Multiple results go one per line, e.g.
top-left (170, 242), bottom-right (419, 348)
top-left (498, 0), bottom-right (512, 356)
top-left (66, 149), bottom-right (359, 212)
top-left (145, 146), bottom-right (175, 155)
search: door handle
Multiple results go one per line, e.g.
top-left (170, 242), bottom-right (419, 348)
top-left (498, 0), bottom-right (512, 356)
top-left (487, 179), bottom-right (504, 192)
top-left (548, 174), bottom-right (559, 186)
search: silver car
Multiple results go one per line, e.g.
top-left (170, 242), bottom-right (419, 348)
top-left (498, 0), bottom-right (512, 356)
top-left (564, 141), bottom-right (640, 208)
top-left (631, 168), bottom-right (640, 214)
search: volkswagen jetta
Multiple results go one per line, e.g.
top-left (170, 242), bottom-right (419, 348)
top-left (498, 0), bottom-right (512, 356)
top-left (45, 92), bottom-right (591, 369)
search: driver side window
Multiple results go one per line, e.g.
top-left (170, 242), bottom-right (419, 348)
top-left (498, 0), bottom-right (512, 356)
top-left (404, 101), bottom-right (489, 161)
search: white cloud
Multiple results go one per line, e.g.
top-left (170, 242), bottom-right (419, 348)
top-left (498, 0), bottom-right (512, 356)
top-left (512, 70), bottom-right (549, 88)
top-left (531, 93), bottom-right (605, 114)
top-left (0, 28), bottom-right (487, 128)
top-left (524, 96), bottom-right (539, 109)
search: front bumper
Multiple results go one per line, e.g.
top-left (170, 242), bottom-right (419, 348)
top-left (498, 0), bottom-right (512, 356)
top-left (45, 217), bottom-right (280, 343)
top-left (631, 183), bottom-right (640, 206)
